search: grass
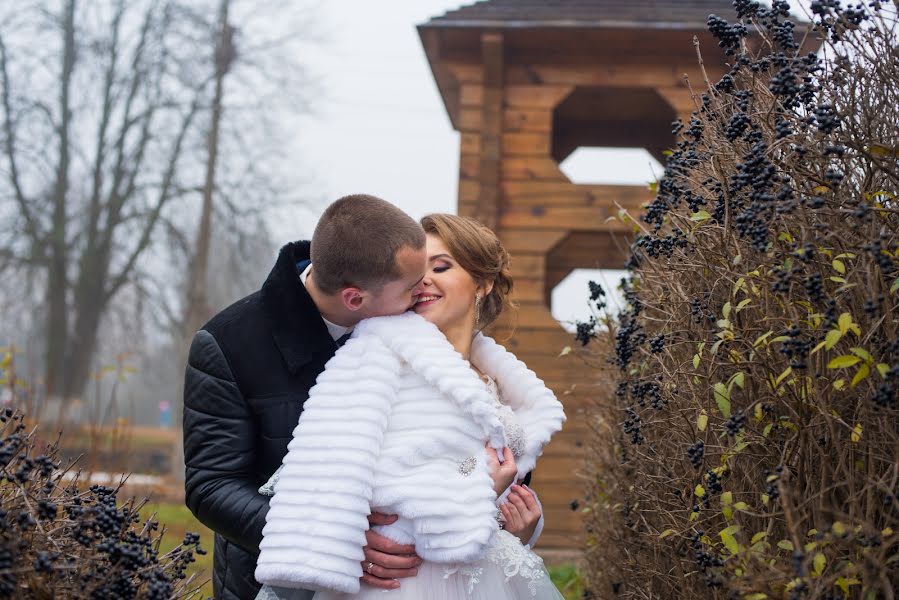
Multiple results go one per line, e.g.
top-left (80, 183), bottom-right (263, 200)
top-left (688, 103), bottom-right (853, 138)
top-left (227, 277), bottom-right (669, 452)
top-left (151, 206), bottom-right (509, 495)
top-left (549, 563), bottom-right (584, 599)
top-left (145, 501), bottom-right (585, 599)
top-left (141, 502), bottom-right (214, 598)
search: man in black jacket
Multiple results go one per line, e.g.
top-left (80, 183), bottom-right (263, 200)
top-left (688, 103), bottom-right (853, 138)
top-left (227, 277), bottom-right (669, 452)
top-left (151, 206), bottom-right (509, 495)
top-left (183, 195), bottom-right (429, 599)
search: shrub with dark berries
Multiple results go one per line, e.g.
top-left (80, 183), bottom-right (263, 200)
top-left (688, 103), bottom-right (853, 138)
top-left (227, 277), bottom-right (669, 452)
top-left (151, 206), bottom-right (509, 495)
top-left (582, 3), bottom-right (899, 598)
top-left (0, 411), bottom-right (207, 599)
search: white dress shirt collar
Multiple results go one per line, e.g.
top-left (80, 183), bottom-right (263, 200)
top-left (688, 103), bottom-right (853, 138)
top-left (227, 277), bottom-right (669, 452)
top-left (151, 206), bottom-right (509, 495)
top-left (299, 263), bottom-right (353, 342)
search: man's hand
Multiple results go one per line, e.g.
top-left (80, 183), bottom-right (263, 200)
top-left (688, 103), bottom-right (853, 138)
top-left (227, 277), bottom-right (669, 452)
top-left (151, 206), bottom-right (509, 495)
top-left (485, 444), bottom-right (517, 497)
top-left (361, 513), bottom-right (422, 590)
top-left (499, 484), bottom-right (542, 545)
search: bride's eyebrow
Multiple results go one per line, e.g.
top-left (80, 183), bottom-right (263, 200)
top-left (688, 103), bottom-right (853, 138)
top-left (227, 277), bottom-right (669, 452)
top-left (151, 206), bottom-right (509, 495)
top-left (429, 253), bottom-right (453, 262)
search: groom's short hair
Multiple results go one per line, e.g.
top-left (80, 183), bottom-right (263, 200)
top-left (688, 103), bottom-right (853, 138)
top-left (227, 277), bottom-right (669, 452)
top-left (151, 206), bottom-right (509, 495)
top-left (310, 194), bottom-right (425, 295)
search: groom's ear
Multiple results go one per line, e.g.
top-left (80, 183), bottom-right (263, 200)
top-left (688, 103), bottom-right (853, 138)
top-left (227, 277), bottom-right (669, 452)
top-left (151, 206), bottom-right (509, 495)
top-left (340, 287), bottom-right (367, 312)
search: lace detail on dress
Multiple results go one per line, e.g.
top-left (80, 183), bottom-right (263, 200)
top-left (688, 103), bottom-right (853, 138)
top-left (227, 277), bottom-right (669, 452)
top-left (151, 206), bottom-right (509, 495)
top-left (442, 530), bottom-right (549, 597)
top-left (484, 376), bottom-right (527, 459)
top-left (259, 465), bottom-right (282, 497)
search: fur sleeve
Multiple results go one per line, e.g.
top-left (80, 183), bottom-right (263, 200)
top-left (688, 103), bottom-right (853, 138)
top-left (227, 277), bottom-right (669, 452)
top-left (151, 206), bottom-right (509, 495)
top-left (472, 335), bottom-right (566, 478)
top-left (254, 334), bottom-right (400, 594)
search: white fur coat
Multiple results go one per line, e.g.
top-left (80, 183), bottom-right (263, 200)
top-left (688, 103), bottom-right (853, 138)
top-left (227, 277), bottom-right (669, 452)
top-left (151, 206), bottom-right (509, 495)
top-left (254, 312), bottom-right (565, 594)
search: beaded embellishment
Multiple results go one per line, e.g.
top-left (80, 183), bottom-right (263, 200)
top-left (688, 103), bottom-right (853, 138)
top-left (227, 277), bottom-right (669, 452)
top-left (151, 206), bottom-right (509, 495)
top-left (458, 456), bottom-right (477, 476)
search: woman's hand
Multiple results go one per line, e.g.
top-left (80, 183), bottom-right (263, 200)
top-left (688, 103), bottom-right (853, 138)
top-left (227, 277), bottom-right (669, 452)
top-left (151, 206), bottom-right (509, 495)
top-left (360, 512), bottom-right (423, 590)
top-left (499, 484), bottom-right (542, 545)
top-left (485, 444), bottom-right (517, 497)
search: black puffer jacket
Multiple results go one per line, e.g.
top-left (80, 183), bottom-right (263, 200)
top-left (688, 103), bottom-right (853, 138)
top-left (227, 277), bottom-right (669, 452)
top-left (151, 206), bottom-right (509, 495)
top-left (183, 241), bottom-right (338, 599)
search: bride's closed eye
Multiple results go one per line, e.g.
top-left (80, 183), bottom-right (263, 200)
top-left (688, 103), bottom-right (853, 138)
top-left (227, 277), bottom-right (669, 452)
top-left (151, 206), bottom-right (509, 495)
top-left (433, 265), bottom-right (450, 273)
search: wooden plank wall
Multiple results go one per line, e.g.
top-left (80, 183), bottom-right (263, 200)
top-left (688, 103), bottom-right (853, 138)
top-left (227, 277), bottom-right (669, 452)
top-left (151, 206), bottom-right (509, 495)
top-left (450, 51), bottom-right (725, 549)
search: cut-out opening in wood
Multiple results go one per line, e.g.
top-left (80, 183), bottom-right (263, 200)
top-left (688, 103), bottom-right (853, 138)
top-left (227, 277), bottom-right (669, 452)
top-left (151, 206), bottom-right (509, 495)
top-left (552, 86), bottom-right (677, 165)
top-left (551, 268), bottom-right (629, 332)
top-left (559, 146), bottom-right (663, 186)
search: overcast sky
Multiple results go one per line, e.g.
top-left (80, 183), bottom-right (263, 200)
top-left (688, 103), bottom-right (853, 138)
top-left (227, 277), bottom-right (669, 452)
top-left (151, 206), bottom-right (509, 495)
top-left (282, 0), bottom-right (811, 327)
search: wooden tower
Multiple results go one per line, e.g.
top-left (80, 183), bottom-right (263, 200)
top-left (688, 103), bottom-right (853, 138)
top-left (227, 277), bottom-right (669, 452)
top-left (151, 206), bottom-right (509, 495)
top-left (418, 0), bottom-right (740, 553)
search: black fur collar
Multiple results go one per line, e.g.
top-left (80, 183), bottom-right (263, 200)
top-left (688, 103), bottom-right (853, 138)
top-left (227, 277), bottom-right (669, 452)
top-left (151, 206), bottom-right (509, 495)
top-left (260, 241), bottom-right (336, 373)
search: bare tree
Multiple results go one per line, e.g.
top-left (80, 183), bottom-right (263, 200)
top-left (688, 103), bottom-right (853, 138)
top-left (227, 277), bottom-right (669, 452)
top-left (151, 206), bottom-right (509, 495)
top-left (0, 0), bottom-right (318, 408)
top-left (0, 0), bottom-right (208, 403)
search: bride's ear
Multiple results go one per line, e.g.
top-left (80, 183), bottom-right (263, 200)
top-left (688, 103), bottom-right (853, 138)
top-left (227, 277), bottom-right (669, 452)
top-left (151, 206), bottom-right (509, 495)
top-left (480, 279), bottom-right (494, 298)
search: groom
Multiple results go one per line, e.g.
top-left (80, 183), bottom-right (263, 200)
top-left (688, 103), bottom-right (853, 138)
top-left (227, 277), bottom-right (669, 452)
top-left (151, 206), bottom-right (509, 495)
top-left (183, 195), bottom-right (430, 599)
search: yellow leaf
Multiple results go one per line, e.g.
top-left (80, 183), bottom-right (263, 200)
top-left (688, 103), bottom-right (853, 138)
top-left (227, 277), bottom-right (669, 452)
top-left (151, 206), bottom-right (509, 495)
top-left (832, 259), bottom-right (846, 274)
top-left (851, 363), bottom-right (870, 387)
top-left (558, 346), bottom-right (572, 357)
top-left (691, 210), bottom-right (712, 222)
top-left (849, 347), bottom-right (872, 362)
top-left (659, 528), bottom-right (676, 539)
top-left (733, 502), bottom-right (749, 511)
top-left (745, 594), bottom-right (768, 600)
top-left (832, 522), bottom-right (847, 537)
top-left (813, 553), bottom-right (826, 577)
top-left (891, 278), bottom-right (899, 295)
top-left (812, 185), bottom-right (830, 194)
top-left (721, 491), bottom-right (733, 505)
top-left (695, 484), bottom-right (706, 498)
top-left (838, 313), bottom-right (853, 334)
top-left (851, 423), bottom-right (863, 443)
top-left (777, 540), bottom-right (794, 551)
top-left (751, 531), bottom-right (768, 544)
top-left (714, 383), bottom-right (731, 418)
top-left (736, 298), bottom-right (752, 312)
top-left (824, 329), bottom-right (842, 350)
top-left (775, 367), bottom-right (792, 388)
top-left (723, 302), bottom-right (732, 319)
top-left (731, 371), bottom-right (745, 389)
top-left (753, 331), bottom-right (773, 348)
top-left (828, 355), bottom-right (861, 369)
top-left (720, 528), bottom-right (740, 554)
top-left (697, 410), bottom-right (709, 432)
top-left (877, 363), bottom-right (890, 378)
top-left (693, 354), bottom-right (700, 369)
top-left (833, 379), bottom-right (846, 390)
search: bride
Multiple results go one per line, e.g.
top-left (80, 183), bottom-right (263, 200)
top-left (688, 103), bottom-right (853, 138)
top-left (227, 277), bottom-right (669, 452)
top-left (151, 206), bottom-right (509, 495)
top-left (254, 214), bottom-right (566, 599)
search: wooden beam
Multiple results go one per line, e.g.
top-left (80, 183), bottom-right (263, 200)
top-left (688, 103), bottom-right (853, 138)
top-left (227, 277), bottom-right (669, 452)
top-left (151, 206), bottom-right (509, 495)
top-left (502, 132), bottom-right (552, 156)
top-left (475, 32), bottom-right (504, 230)
top-left (502, 182), bottom-right (651, 208)
top-left (500, 205), bottom-right (637, 232)
top-left (501, 157), bottom-right (567, 181)
top-left (504, 108), bottom-right (553, 133)
top-left (505, 85), bottom-right (573, 109)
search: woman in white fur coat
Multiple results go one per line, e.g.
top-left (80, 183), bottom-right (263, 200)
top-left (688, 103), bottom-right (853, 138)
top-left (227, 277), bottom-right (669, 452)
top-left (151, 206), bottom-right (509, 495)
top-left (254, 214), bottom-right (566, 599)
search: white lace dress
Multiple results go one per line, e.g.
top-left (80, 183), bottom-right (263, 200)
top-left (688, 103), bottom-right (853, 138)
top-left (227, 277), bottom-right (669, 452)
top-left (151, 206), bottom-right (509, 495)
top-left (257, 377), bottom-right (565, 600)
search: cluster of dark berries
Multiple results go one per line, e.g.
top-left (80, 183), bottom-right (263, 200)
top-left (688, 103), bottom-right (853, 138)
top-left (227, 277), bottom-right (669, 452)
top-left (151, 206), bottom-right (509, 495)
top-left (588, 280), bottom-right (606, 305)
top-left (575, 317), bottom-right (597, 347)
top-left (687, 441), bottom-right (705, 469)
top-left (778, 326), bottom-right (815, 369)
top-left (623, 407), bottom-right (645, 445)
top-left (649, 334), bottom-right (665, 354)
top-left (707, 14), bottom-right (748, 54)
top-left (631, 379), bottom-right (664, 410)
top-left (614, 314), bottom-right (645, 370)
top-left (724, 410), bottom-right (747, 436)
top-left (689, 530), bottom-right (724, 585)
top-left (764, 465), bottom-right (784, 501)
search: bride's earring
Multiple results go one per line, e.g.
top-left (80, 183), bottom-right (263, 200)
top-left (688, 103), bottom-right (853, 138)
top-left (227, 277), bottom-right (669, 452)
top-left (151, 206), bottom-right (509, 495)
top-left (475, 292), bottom-right (482, 327)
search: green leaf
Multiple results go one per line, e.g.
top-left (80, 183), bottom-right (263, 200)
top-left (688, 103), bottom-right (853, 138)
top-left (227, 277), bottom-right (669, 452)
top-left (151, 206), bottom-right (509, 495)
top-left (722, 302), bottom-right (732, 319)
top-left (775, 367), bottom-right (793, 388)
top-left (777, 540), bottom-right (794, 551)
top-left (824, 329), bottom-right (842, 350)
top-left (877, 363), bottom-right (890, 378)
top-left (690, 210), bottom-right (711, 222)
top-left (833, 379), bottom-right (846, 390)
top-left (828, 355), bottom-right (861, 369)
top-left (813, 553), bottom-right (826, 576)
top-left (838, 312), bottom-right (853, 334)
top-left (721, 491), bottom-right (733, 505)
top-left (890, 278), bottom-right (899, 295)
top-left (832, 259), bottom-right (846, 274)
top-left (733, 502), bottom-right (749, 511)
top-left (697, 410), bottom-right (709, 432)
top-left (830, 276), bottom-right (847, 283)
top-left (693, 354), bottom-right (700, 369)
top-left (751, 531), bottom-right (768, 544)
top-left (714, 382), bottom-right (731, 418)
top-left (753, 331), bottom-right (773, 348)
top-left (719, 527), bottom-right (740, 555)
top-left (736, 298), bottom-right (752, 312)
top-left (732, 277), bottom-right (746, 297)
top-left (849, 347), bottom-right (872, 363)
top-left (745, 594), bottom-right (768, 600)
top-left (730, 371), bottom-right (745, 390)
top-left (836, 577), bottom-right (861, 594)
top-left (851, 363), bottom-right (870, 387)
top-left (763, 423), bottom-right (773, 437)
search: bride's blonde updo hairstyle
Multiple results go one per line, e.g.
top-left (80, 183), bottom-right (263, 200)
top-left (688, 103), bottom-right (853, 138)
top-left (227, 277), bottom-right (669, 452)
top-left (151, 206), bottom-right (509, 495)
top-left (420, 214), bottom-right (515, 330)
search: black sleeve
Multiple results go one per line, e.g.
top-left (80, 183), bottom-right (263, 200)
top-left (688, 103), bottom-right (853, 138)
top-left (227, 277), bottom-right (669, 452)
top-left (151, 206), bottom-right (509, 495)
top-left (182, 329), bottom-right (269, 553)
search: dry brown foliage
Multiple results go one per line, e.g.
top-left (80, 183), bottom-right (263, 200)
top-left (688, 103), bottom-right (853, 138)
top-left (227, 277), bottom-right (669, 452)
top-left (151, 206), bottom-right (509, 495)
top-left (582, 3), bottom-right (898, 599)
